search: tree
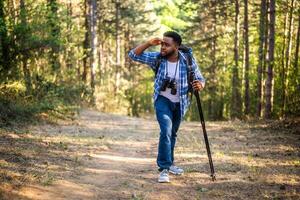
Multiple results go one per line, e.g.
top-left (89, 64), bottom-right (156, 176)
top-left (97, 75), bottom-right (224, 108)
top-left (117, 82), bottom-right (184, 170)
top-left (82, 0), bottom-right (90, 83)
top-left (19, 0), bottom-right (32, 94)
top-left (47, 0), bottom-right (61, 82)
top-left (256, 0), bottom-right (267, 117)
top-left (264, 0), bottom-right (275, 119)
top-left (294, 7), bottom-right (300, 79)
top-left (283, 0), bottom-right (295, 117)
top-left (243, 0), bottom-right (250, 115)
top-left (114, 0), bottom-right (121, 96)
top-left (0, 0), bottom-right (10, 80)
top-left (89, 0), bottom-right (98, 103)
top-left (231, 0), bottom-right (242, 119)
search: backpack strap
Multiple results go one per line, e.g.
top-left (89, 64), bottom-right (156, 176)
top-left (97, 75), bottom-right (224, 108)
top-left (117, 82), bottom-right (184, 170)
top-left (182, 52), bottom-right (194, 100)
top-left (154, 54), bottom-right (162, 78)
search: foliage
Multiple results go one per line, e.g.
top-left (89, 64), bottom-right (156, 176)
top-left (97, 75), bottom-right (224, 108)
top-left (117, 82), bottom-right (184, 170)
top-left (0, 0), bottom-right (299, 122)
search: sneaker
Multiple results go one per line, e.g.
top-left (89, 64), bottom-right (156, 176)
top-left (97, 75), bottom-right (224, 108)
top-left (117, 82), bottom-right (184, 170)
top-left (169, 165), bottom-right (184, 175)
top-left (158, 169), bottom-right (170, 183)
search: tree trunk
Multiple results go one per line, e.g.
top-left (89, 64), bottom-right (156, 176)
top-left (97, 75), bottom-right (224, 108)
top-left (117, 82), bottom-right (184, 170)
top-left (19, 0), bottom-right (31, 94)
top-left (280, 7), bottom-right (289, 118)
top-left (283, 0), bottom-right (295, 117)
top-left (0, 0), bottom-right (10, 80)
top-left (66, 0), bottom-right (73, 69)
top-left (98, 41), bottom-right (103, 85)
top-left (89, 0), bottom-right (97, 104)
top-left (207, 0), bottom-right (218, 120)
top-left (82, 0), bottom-right (90, 83)
top-left (264, 0), bottom-right (275, 119)
top-left (114, 0), bottom-right (121, 96)
top-left (294, 8), bottom-right (300, 79)
top-left (231, 0), bottom-right (242, 119)
top-left (262, 0), bottom-right (269, 115)
top-left (124, 23), bottom-right (131, 72)
top-left (22, 56), bottom-right (31, 95)
top-left (256, 0), bottom-right (267, 117)
top-left (47, 0), bottom-right (61, 82)
top-left (243, 0), bottom-right (250, 115)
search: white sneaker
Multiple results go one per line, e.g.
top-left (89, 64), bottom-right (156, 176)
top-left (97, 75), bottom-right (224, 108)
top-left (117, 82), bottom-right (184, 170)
top-left (169, 165), bottom-right (184, 175)
top-left (158, 169), bottom-right (170, 183)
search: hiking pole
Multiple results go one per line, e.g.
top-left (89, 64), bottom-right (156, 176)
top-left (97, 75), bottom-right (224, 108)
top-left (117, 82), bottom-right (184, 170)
top-left (194, 90), bottom-right (216, 181)
top-left (193, 90), bottom-right (216, 181)
top-left (184, 51), bottom-right (216, 181)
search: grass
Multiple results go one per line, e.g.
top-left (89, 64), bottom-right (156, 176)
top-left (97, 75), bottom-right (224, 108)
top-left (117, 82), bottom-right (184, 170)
top-left (130, 193), bottom-right (145, 200)
top-left (40, 172), bottom-right (55, 186)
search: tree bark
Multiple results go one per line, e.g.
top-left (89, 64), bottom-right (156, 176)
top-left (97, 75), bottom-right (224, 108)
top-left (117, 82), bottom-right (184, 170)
top-left (207, 0), bottom-right (218, 120)
top-left (20, 0), bottom-right (31, 94)
top-left (114, 0), bottom-right (121, 96)
top-left (294, 8), bottom-right (300, 79)
top-left (264, 0), bottom-right (275, 119)
top-left (243, 0), bottom-right (250, 115)
top-left (283, 0), bottom-right (295, 117)
top-left (0, 0), bottom-right (10, 80)
top-left (280, 7), bottom-right (289, 118)
top-left (66, 0), bottom-right (73, 69)
top-left (89, 0), bottom-right (97, 104)
top-left (82, 0), bottom-right (90, 83)
top-left (47, 0), bottom-right (61, 82)
top-left (231, 0), bottom-right (242, 119)
top-left (256, 0), bottom-right (267, 117)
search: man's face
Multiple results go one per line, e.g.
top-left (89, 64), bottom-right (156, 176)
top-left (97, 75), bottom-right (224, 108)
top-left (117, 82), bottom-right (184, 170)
top-left (160, 36), bottom-right (178, 57)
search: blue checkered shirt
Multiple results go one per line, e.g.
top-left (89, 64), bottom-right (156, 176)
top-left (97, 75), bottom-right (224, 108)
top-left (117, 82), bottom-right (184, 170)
top-left (128, 47), bottom-right (205, 121)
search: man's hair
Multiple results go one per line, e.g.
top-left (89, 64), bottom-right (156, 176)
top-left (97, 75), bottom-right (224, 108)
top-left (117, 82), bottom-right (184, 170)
top-left (163, 31), bottom-right (182, 46)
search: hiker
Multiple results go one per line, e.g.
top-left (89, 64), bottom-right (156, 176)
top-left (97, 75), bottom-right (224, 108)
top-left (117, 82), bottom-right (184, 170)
top-left (128, 31), bottom-right (205, 183)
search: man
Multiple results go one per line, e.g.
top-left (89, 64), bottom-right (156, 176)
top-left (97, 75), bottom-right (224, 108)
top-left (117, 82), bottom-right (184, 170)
top-left (128, 31), bottom-right (205, 183)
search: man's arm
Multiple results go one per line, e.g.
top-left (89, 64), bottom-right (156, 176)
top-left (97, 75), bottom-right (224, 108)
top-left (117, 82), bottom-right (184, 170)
top-left (128, 38), bottom-right (162, 70)
top-left (191, 56), bottom-right (205, 85)
top-left (192, 56), bottom-right (206, 91)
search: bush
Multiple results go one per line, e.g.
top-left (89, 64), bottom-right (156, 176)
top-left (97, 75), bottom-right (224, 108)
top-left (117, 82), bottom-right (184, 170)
top-left (0, 80), bottom-right (90, 126)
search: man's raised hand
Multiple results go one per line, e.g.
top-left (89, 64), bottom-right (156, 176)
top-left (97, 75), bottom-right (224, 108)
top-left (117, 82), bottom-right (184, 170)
top-left (147, 38), bottom-right (163, 46)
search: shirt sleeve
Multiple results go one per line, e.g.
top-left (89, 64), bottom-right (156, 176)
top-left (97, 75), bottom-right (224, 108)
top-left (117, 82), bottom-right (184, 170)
top-left (128, 48), bottom-right (160, 71)
top-left (191, 55), bottom-right (206, 87)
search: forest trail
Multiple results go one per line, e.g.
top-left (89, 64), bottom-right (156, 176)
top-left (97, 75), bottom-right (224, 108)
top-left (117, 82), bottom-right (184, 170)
top-left (1, 109), bottom-right (299, 200)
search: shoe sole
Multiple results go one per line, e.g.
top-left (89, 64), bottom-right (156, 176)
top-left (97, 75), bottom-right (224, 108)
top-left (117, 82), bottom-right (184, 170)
top-left (158, 180), bottom-right (170, 183)
top-left (158, 177), bottom-right (170, 183)
top-left (169, 171), bottom-right (184, 175)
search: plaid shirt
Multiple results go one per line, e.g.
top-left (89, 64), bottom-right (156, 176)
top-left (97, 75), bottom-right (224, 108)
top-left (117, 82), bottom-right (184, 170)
top-left (128, 47), bottom-right (205, 121)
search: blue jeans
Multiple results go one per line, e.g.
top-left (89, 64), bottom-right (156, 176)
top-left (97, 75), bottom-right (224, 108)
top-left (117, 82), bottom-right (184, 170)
top-left (154, 95), bottom-right (181, 171)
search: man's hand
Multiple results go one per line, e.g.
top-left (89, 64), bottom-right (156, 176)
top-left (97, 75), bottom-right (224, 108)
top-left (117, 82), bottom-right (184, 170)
top-left (147, 38), bottom-right (163, 46)
top-left (192, 80), bottom-right (204, 91)
top-left (133, 38), bottom-right (162, 55)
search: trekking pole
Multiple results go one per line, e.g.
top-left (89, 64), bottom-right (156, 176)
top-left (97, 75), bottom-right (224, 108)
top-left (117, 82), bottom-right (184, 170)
top-left (184, 52), bottom-right (216, 181)
top-left (193, 89), bottom-right (216, 181)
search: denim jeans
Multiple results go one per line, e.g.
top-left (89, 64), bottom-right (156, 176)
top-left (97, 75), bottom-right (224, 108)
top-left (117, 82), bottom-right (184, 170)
top-left (154, 95), bottom-right (181, 171)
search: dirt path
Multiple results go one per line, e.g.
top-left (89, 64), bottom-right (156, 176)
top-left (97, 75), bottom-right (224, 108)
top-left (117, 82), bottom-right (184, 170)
top-left (1, 109), bottom-right (299, 199)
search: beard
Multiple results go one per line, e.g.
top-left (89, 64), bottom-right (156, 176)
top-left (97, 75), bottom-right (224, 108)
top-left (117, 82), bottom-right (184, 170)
top-left (161, 49), bottom-right (176, 58)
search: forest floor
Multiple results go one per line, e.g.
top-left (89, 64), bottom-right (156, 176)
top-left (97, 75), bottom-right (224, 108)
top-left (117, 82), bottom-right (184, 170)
top-left (0, 109), bottom-right (299, 200)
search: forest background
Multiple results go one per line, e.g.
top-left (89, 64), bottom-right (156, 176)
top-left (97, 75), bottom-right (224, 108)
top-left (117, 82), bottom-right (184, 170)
top-left (0, 0), bottom-right (299, 124)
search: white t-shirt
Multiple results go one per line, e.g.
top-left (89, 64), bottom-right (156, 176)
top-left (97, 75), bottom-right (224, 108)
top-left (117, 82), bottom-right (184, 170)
top-left (159, 60), bottom-right (180, 103)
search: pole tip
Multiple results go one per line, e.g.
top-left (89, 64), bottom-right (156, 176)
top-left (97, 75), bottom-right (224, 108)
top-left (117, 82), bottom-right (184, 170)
top-left (211, 174), bottom-right (216, 181)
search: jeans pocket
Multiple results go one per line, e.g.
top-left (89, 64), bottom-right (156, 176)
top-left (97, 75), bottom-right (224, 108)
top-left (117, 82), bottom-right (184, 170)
top-left (155, 95), bottom-right (168, 113)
